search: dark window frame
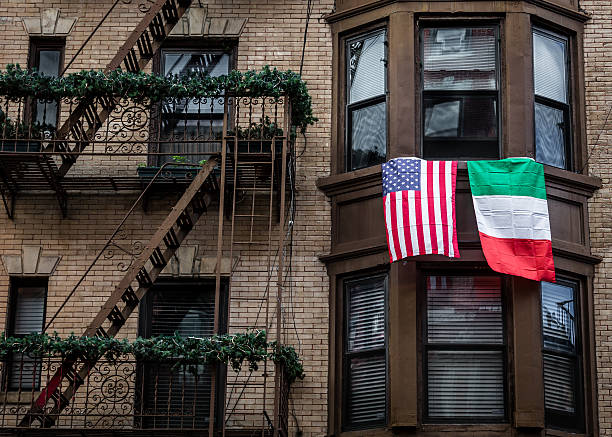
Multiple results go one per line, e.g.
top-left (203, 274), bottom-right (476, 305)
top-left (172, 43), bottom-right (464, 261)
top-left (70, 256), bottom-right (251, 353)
top-left (532, 26), bottom-right (573, 171)
top-left (136, 279), bottom-right (228, 428)
top-left (27, 38), bottom-right (65, 129)
top-left (541, 277), bottom-right (585, 432)
top-left (341, 271), bottom-right (389, 431)
top-left (344, 27), bottom-right (388, 173)
top-left (4, 277), bottom-right (48, 391)
top-left (149, 39), bottom-right (237, 166)
top-left (419, 22), bottom-right (502, 160)
top-left (421, 271), bottom-right (508, 424)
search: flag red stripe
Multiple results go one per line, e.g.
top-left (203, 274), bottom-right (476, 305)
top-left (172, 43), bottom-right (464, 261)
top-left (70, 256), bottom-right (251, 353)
top-left (383, 196), bottom-right (394, 262)
top-left (402, 191), bottom-right (413, 257)
top-left (426, 161), bottom-right (438, 254)
top-left (479, 232), bottom-right (555, 282)
top-left (451, 161), bottom-right (459, 256)
top-left (389, 192), bottom-right (402, 261)
top-left (414, 190), bottom-right (425, 255)
top-left (439, 161), bottom-right (449, 256)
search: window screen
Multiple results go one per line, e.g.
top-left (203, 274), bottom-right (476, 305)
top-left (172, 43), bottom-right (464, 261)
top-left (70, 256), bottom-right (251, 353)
top-left (344, 274), bottom-right (387, 429)
top-left (541, 280), bottom-right (584, 431)
top-left (425, 275), bottom-right (505, 421)
top-left (533, 29), bottom-right (571, 170)
top-left (7, 280), bottom-right (47, 391)
top-left (422, 26), bottom-right (500, 159)
top-left (139, 282), bottom-right (221, 429)
top-left (345, 30), bottom-right (387, 171)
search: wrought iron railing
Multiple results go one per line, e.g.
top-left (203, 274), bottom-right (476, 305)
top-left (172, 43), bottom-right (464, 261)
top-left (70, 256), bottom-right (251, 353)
top-left (0, 352), bottom-right (290, 433)
top-left (0, 95), bottom-right (288, 159)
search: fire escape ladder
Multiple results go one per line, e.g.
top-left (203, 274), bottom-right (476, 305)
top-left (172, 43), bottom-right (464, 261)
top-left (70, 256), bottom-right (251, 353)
top-left (51, 0), bottom-right (192, 179)
top-left (18, 158), bottom-right (218, 428)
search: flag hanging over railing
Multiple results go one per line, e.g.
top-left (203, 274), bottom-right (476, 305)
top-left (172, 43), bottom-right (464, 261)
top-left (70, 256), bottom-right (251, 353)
top-left (467, 158), bottom-right (555, 282)
top-left (382, 158), bottom-right (459, 262)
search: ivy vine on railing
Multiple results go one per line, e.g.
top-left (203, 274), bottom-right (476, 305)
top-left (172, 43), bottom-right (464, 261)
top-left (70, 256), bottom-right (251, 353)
top-left (0, 64), bottom-right (317, 133)
top-left (0, 330), bottom-right (305, 383)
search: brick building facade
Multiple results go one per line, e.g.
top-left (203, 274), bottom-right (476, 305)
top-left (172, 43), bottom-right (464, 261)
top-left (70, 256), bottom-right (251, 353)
top-left (0, 0), bottom-right (611, 436)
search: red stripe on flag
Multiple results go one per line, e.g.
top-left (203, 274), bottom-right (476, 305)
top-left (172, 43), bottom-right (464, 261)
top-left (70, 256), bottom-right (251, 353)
top-left (414, 190), bottom-right (425, 255)
top-left (402, 190), bottom-right (413, 257)
top-left (479, 232), bottom-right (555, 282)
top-left (426, 161), bottom-right (438, 254)
top-left (383, 195), bottom-right (394, 262)
top-left (389, 192), bottom-right (403, 261)
top-left (439, 160), bottom-right (449, 256)
top-left (451, 161), bottom-right (459, 256)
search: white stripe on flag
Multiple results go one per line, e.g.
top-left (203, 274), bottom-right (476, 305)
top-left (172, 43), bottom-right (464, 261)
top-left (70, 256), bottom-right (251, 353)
top-left (395, 190), bottom-right (407, 259)
top-left (385, 193), bottom-right (397, 261)
top-left (420, 160), bottom-right (431, 252)
top-left (472, 195), bottom-right (551, 240)
top-left (432, 161), bottom-right (444, 254)
top-left (407, 190), bottom-right (419, 255)
top-left (445, 162), bottom-right (454, 257)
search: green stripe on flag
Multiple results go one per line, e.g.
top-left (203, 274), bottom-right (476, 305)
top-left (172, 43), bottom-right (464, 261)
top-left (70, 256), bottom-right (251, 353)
top-left (467, 158), bottom-right (547, 199)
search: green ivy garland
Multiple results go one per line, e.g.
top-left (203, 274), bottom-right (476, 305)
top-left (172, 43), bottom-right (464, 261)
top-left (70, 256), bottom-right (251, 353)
top-left (0, 330), bottom-right (304, 383)
top-left (0, 64), bottom-right (317, 133)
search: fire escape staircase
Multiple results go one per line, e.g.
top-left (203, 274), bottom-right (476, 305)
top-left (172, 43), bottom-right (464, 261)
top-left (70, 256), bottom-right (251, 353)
top-left (0, 0), bottom-right (192, 218)
top-left (19, 158), bottom-right (219, 428)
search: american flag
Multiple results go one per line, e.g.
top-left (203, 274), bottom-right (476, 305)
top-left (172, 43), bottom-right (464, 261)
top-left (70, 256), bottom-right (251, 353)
top-left (382, 158), bottom-right (460, 262)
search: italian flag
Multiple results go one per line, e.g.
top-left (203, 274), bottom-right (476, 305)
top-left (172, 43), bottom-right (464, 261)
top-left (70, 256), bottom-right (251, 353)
top-left (467, 158), bottom-right (555, 282)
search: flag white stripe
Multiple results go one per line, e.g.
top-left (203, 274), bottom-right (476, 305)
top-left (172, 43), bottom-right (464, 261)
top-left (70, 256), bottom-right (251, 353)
top-left (472, 195), bottom-right (551, 240)
top-left (432, 161), bottom-right (444, 254)
top-left (385, 193), bottom-right (397, 261)
top-left (407, 190), bottom-right (419, 255)
top-left (395, 190), bottom-right (407, 259)
top-left (420, 160), bottom-right (431, 253)
top-left (445, 162), bottom-right (454, 257)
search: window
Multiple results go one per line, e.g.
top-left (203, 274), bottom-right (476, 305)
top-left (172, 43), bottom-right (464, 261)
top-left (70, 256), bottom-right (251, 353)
top-left (29, 39), bottom-right (64, 132)
top-left (138, 281), bottom-right (226, 428)
top-left (155, 47), bottom-right (231, 165)
top-left (345, 29), bottom-right (387, 172)
top-left (533, 28), bottom-right (571, 170)
top-left (343, 273), bottom-right (387, 429)
top-left (6, 278), bottom-right (47, 390)
top-left (422, 26), bottom-right (500, 159)
top-left (541, 280), bottom-right (584, 430)
top-left (424, 275), bottom-right (505, 421)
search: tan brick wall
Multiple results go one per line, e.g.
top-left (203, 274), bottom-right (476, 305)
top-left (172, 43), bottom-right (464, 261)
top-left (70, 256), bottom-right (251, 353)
top-left (584, 0), bottom-right (612, 433)
top-left (0, 0), bottom-right (332, 435)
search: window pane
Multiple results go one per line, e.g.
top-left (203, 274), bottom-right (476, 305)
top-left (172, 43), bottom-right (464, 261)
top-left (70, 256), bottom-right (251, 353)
top-left (348, 355), bottom-right (386, 425)
top-left (427, 350), bottom-right (505, 418)
top-left (424, 95), bottom-right (498, 139)
top-left (35, 50), bottom-right (61, 128)
top-left (346, 276), bottom-right (385, 352)
top-left (348, 31), bottom-right (386, 104)
top-left (143, 285), bottom-right (216, 428)
top-left (350, 102), bottom-right (386, 171)
top-left (163, 52), bottom-right (229, 113)
top-left (535, 102), bottom-right (566, 169)
top-left (543, 352), bottom-right (576, 413)
top-left (13, 287), bottom-right (45, 335)
top-left (533, 31), bottom-right (568, 104)
top-left (427, 276), bottom-right (503, 344)
top-left (423, 27), bottom-right (497, 91)
top-left (542, 282), bottom-right (576, 353)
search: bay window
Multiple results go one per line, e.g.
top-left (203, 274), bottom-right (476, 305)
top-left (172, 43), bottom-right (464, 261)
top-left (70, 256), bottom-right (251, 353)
top-left (345, 29), bottom-right (387, 172)
top-left (533, 28), bottom-right (571, 170)
top-left (424, 275), bottom-right (505, 421)
top-left (422, 26), bottom-right (500, 159)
